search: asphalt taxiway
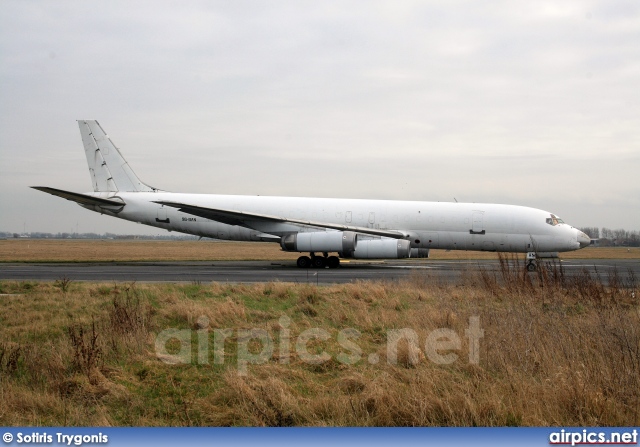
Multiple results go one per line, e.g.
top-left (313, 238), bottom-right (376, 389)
top-left (1, 259), bottom-right (638, 285)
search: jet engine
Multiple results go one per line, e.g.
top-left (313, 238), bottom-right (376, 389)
top-left (351, 239), bottom-right (411, 259)
top-left (281, 231), bottom-right (357, 255)
top-left (410, 248), bottom-right (430, 258)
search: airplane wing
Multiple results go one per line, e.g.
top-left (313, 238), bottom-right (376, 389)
top-left (154, 201), bottom-right (408, 239)
top-left (31, 187), bottom-right (125, 207)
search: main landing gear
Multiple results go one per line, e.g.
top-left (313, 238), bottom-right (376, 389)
top-left (296, 252), bottom-right (341, 269)
top-left (526, 252), bottom-right (537, 272)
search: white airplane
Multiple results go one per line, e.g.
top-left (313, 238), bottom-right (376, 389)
top-left (33, 120), bottom-right (590, 270)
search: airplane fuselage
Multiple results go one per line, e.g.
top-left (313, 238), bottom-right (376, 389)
top-left (81, 191), bottom-right (587, 253)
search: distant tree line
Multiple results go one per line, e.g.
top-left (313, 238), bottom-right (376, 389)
top-left (578, 227), bottom-right (640, 247)
top-left (0, 231), bottom-right (204, 241)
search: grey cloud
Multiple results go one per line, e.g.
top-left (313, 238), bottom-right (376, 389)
top-left (1, 0), bottom-right (638, 234)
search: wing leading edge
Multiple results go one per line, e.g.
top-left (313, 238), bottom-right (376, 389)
top-left (154, 201), bottom-right (408, 239)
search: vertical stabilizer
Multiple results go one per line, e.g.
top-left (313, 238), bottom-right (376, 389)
top-left (78, 120), bottom-right (159, 192)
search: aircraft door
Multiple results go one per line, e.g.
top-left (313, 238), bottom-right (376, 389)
top-left (471, 212), bottom-right (484, 235)
top-left (156, 206), bottom-right (170, 224)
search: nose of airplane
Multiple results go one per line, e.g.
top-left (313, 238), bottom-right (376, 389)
top-left (576, 230), bottom-right (590, 249)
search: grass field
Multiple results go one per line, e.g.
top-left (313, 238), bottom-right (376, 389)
top-left (1, 261), bottom-right (638, 426)
top-left (1, 239), bottom-right (638, 262)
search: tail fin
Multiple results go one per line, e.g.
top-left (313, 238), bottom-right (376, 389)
top-left (78, 120), bottom-right (160, 192)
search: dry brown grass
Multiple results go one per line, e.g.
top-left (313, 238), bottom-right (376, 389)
top-left (1, 239), bottom-right (637, 263)
top-left (0, 239), bottom-right (299, 262)
top-left (0, 265), bottom-right (638, 426)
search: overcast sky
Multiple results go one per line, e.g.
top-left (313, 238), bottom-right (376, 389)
top-left (1, 0), bottom-right (638, 235)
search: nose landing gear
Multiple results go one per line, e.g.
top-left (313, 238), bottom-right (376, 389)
top-left (526, 252), bottom-right (537, 272)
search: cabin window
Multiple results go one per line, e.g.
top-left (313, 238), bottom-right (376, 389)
top-left (545, 214), bottom-right (565, 226)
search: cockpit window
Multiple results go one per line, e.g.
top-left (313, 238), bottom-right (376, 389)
top-left (545, 214), bottom-right (564, 226)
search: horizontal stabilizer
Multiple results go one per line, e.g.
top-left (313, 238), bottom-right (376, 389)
top-left (154, 201), bottom-right (407, 239)
top-left (31, 186), bottom-right (125, 207)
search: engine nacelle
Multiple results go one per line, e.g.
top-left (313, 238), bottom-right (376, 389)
top-left (410, 248), bottom-right (430, 258)
top-left (281, 231), bottom-right (357, 255)
top-left (351, 238), bottom-right (411, 259)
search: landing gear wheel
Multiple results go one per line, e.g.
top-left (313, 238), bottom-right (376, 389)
top-left (326, 256), bottom-right (340, 269)
top-left (525, 252), bottom-right (537, 272)
top-left (297, 256), bottom-right (311, 268)
top-left (312, 256), bottom-right (327, 268)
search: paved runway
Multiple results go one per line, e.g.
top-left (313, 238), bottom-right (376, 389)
top-left (1, 259), bottom-right (638, 285)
